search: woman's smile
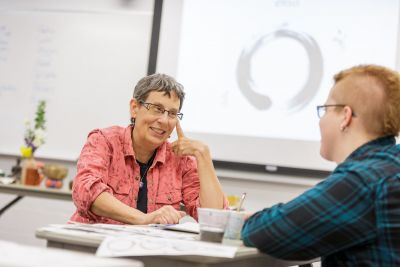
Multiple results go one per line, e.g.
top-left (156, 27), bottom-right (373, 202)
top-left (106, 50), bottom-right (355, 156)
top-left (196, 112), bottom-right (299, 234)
top-left (149, 126), bottom-right (166, 136)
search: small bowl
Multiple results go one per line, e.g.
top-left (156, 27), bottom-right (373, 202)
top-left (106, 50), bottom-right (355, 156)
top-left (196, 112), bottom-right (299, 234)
top-left (42, 164), bottom-right (68, 180)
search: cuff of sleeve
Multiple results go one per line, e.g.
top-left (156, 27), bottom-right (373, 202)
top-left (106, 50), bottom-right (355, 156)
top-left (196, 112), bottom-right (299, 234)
top-left (74, 181), bottom-right (112, 222)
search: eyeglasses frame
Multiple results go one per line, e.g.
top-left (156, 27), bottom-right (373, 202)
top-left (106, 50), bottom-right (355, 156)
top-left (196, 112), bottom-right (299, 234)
top-left (139, 100), bottom-right (183, 120)
top-left (316, 104), bottom-right (356, 119)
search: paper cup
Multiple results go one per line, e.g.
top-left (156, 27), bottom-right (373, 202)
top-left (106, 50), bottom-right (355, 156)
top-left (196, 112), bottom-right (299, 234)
top-left (224, 211), bottom-right (246, 240)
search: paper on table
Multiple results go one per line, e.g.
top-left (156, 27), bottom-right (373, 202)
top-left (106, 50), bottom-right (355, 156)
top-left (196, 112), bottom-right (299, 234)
top-left (90, 223), bottom-right (197, 240)
top-left (42, 223), bottom-right (197, 241)
top-left (96, 234), bottom-right (237, 258)
top-left (148, 222), bottom-right (200, 234)
top-left (37, 225), bottom-right (109, 241)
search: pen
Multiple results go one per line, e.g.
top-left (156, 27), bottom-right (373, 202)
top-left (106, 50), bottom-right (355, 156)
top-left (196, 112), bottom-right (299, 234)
top-left (237, 192), bottom-right (246, 212)
top-left (148, 224), bottom-right (176, 228)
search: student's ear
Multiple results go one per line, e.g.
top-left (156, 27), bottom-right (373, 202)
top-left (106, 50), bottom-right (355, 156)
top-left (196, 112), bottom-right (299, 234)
top-left (340, 106), bottom-right (353, 131)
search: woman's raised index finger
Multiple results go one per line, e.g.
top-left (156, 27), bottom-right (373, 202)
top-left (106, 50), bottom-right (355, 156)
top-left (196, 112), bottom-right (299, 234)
top-left (175, 120), bottom-right (185, 139)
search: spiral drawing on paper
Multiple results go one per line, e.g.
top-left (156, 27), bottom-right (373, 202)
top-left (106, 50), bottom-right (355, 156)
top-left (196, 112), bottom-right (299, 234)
top-left (107, 238), bottom-right (136, 252)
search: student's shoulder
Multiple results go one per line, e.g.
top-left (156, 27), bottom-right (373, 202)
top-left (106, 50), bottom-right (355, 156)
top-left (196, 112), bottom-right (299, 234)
top-left (333, 152), bottom-right (398, 186)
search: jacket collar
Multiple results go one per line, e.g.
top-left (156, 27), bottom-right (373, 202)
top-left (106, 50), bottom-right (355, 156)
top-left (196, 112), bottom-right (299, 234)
top-left (347, 135), bottom-right (396, 160)
top-left (122, 124), bottom-right (167, 165)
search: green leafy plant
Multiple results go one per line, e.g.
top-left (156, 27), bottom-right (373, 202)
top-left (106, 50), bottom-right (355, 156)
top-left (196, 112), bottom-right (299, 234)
top-left (20, 100), bottom-right (46, 157)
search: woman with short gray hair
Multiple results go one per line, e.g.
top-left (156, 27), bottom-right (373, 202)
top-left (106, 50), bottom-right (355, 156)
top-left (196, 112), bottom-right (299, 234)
top-left (70, 73), bottom-right (227, 224)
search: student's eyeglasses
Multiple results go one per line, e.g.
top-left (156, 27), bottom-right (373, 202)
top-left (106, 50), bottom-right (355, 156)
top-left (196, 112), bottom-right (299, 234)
top-left (139, 101), bottom-right (183, 120)
top-left (316, 104), bottom-right (356, 119)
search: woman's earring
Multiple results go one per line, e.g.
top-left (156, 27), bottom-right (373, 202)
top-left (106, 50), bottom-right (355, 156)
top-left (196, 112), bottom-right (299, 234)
top-left (130, 117), bottom-right (135, 126)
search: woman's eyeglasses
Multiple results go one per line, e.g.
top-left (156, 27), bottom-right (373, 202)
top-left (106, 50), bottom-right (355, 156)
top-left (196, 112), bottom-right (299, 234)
top-left (139, 101), bottom-right (183, 120)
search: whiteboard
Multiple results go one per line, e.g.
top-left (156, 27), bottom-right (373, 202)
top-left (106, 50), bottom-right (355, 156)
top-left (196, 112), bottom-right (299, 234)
top-left (158, 0), bottom-right (400, 171)
top-left (0, 4), bottom-right (153, 160)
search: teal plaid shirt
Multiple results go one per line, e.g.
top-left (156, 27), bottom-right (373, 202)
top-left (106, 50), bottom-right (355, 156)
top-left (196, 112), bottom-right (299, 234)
top-left (242, 136), bottom-right (400, 266)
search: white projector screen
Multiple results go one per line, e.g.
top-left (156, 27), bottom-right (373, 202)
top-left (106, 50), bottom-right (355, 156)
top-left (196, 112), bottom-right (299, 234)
top-left (157, 0), bottom-right (400, 172)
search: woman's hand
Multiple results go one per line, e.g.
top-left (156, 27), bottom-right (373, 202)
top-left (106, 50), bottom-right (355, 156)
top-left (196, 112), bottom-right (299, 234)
top-left (143, 205), bottom-right (186, 224)
top-left (171, 121), bottom-right (225, 209)
top-left (171, 121), bottom-right (209, 158)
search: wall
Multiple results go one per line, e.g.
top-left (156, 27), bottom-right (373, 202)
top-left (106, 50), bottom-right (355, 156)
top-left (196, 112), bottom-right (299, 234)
top-left (0, 0), bottom-right (154, 161)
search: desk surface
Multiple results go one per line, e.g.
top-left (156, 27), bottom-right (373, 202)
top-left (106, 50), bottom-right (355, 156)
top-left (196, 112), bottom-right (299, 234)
top-left (0, 183), bottom-right (71, 201)
top-left (36, 226), bottom-right (313, 267)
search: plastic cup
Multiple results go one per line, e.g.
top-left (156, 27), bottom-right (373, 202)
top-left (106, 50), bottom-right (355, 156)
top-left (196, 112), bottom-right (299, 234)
top-left (197, 208), bottom-right (230, 243)
top-left (223, 211), bottom-right (246, 240)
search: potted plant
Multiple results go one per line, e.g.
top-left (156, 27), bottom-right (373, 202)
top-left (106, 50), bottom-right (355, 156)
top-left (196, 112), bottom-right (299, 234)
top-left (20, 100), bottom-right (46, 186)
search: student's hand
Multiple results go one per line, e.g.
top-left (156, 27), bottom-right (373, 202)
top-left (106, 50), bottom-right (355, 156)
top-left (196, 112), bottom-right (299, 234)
top-left (244, 212), bottom-right (254, 221)
top-left (144, 205), bottom-right (186, 224)
top-left (171, 121), bottom-right (209, 158)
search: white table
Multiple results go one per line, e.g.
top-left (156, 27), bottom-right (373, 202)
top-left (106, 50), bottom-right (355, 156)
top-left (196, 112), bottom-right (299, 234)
top-left (36, 225), bottom-right (315, 267)
top-left (0, 239), bottom-right (142, 267)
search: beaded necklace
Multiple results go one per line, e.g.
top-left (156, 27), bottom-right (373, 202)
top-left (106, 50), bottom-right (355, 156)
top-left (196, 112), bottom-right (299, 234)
top-left (139, 165), bottom-right (150, 189)
top-left (137, 152), bottom-right (156, 189)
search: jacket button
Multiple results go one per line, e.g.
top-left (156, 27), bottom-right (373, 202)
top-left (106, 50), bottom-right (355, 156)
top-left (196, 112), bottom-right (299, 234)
top-left (135, 176), bottom-right (139, 181)
top-left (168, 196), bottom-right (172, 201)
